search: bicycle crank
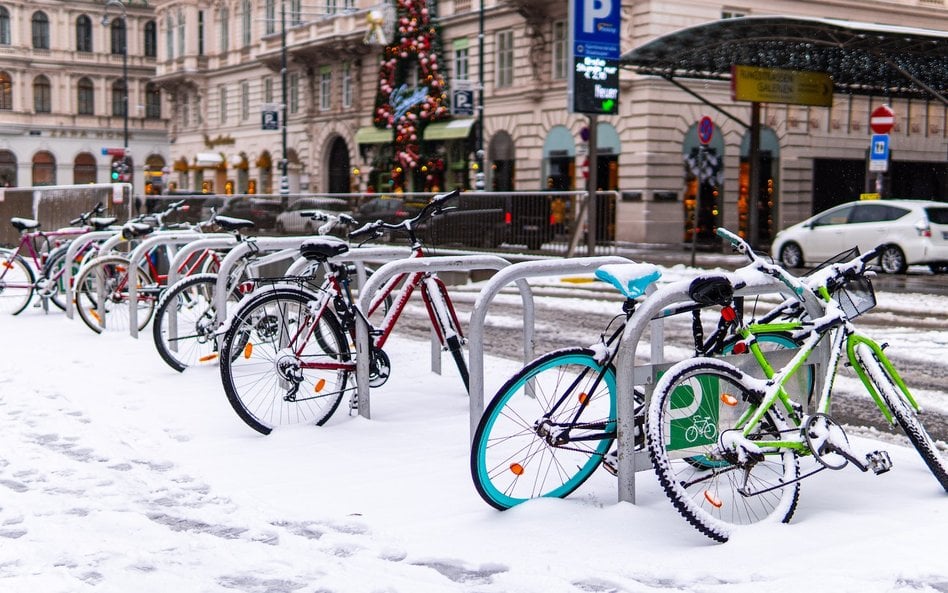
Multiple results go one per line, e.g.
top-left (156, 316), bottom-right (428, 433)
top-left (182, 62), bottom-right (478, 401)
top-left (369, 348), bottom-right (391, 388)
top-left (274, 349), bottom-right (304, 401)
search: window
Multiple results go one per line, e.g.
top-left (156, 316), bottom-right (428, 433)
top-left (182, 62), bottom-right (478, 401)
top-left (320, 68), bottom-right (331, 111)
top-left (849, 204), bottom-right (909, 224)
top-left (219, 6), bottom-right (229, 52)
top-left (813, 206), bottom-right (853, 227)
top-left (454, 45), bottom-right (469, 81)
top-left (145, 83), bottom-right (161, 119)
top-left (0, 7), bottom-right (10, 46)
top-left (241, 0), bottom-right (252, 47)
top-left (341, 63), bottom-right (352, 108)
top-left (289, 0), bottom-right (302, 26)
top-left (78, 78), bottom-right (95, 115)
top-left (240, 81), bottom-right (249, 120)
top-left (144, 21), bottom-right (157, 57)
top-left (77, 15), bottom-right (93, 52)
top-left (111, 19), bottom-right (126, 55)
top-left (34, 76), bottom-right (51, 113)
top-left (263, 76), bottom-right (273, 103)
top-left (495, 30), bottom-right (514, 88)
top-left (112, 79), bottom-right (127, 116)
top-left (722, 9), bottom-right (748, 19)
top-left (198, 11), bottom-right (205, 55)
top-left (219, 85), bottom-right (227, 123)
top-left (180, 92), bottom-right (189, 127)
top-left (326, 0), bottom-right (337, 14)
top-left (0, 71), bottom-right (11, 110)
top-left (177, 10), bottom-right (185, 56)
top-left (165, 16), bottom-right (173, 60)
top-left (288, 72), bottom-right (299, 114)
top-left (32, 11), bottom-right (50, 49)
top-left (552, 21), bottom-right (567, 80)
top-left (265, 0), bottom-right (276, 35)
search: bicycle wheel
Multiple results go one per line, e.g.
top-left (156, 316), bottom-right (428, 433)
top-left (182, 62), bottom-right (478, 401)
top-left (219, 287), bottom-right (351, 435)
top-left (647, 357), bottom-right (800, 542)
top-left (152, 273), bottom-right (241, 372)
top-left (471, 348), bottom-right (616, 510)
top-left (721, 331), bottom-right (814, 403)
top-left (74, 255), bottom-right (156, 334)
top-left (41, 244), bottom-right (78, 311)
top-left (854, 343), bottom-right (948, 491)
top-left (0, 249), bottom-right (35, 315)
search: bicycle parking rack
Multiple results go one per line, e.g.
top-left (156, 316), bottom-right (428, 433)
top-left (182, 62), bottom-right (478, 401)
top-left (353, 254), bottom-right (513, 419)
top-left (611, 273), bottom-right (830, 504)
top-left (63, 228), bottom-right (125, 319)
top-left (466, 256), bottom-right (635, 441)
top-left (125, 232), bottom-right (234, 337)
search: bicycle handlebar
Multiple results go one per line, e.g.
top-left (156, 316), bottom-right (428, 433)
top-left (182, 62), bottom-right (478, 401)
top-left (69, 202), bottom-right (106, 226)
top-left (305, 211), bottom-right (360, 236)
top-left (349, 188), bottom-right (462, 242)
top-left (716, 227), bottom-right (808, 300)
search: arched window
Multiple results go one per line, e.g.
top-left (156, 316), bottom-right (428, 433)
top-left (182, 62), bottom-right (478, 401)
top-left (145, 82), bottom-right (161, 119)
top-left (32, 11), bottom-right (50, 49)
top-left (76, 15), bottom-right (93, 52)
top-left (33, 75), bottom-right (51, 113)
top-left (144, 21), bottom-right (157, 57)
top-left (0, 150), bottom-right (17, 187)
top-left (74, 152), bottom-right (97, 184)
top-left (112, 79), bottom-right (127, 116)
top-left (111, 19), bottom-right (126, 55)
top-left (78, 77), bottom-right (95, 115)
top-left (0, 71), bottom-right (12, 110)
top-left (0, 7), bottom-right (10, 46)
top-left (32, 151), bottom-right (56, 186)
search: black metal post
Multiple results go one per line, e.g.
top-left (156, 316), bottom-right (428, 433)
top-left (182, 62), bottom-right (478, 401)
top-left (104, 1), bottom-right (130, 192)
top-left (279, 0), bottom-right (289, 203)
top-left (475, 0), bottom-right (485, 190)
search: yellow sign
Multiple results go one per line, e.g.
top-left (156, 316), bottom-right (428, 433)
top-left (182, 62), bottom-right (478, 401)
top-left (732, 65), bottom-right (833, 107)
top-left (860, 193), bottom-right (881, 200)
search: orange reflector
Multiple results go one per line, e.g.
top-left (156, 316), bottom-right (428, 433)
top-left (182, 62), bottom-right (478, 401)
top-left (314, 378), bottom-right (326, 392)
top-left (199, 353), bottom-right (219, 363)
top-left (721, 393), bottom-right (739, 407)
top-left (509, 463), bottom-right (524, 476)
top-left (578, 392), bottom-right (589, 405)
top-left (89, 310), bottom-right (101, 323)
top-left (3, 261), bottom-right (12, 269)
top-left (704, 490), bottom-right (723, 508)
top-left (243, 343), bottom-right (253, 359)
top-left (732, 341), bottom-right (748, 354)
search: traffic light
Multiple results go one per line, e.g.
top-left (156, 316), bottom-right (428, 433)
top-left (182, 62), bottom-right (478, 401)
top-left (111, 158), bottom-right (131, 183)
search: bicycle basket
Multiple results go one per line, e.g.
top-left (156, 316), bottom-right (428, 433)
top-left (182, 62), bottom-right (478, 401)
top-left (831, 275), bottom-right (876, 319)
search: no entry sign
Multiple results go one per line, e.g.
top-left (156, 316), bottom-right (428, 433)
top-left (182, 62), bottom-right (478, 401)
top-left (870, 105), bottom-right (895, 135)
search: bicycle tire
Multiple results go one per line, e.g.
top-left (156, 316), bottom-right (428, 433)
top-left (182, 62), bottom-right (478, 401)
top-left (219, 287), bottom-right (352, 435)
top-left (74, 255), bottom-right (156, 334)
top-left (471, 348), bottom-right (616, 510)
top-left (0, 249), bottom-right (35, 315)
top-left (152, 273), bottom-right (241, 372)
top-left (721, 331), bottom-right (814, 404)
top-left (854, 343), bottom-right (948, 491)
top-left (647, 357), bottom-right (800, 542)
top-left (41, 244), bottom-right (79, 311)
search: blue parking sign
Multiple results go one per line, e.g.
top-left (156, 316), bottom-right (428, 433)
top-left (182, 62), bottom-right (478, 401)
top-left (869, 134), bottom-right (889, 172)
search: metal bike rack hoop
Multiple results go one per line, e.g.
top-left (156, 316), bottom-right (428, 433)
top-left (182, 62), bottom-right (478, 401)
top-left (63, 229), bottom-right (123, 319)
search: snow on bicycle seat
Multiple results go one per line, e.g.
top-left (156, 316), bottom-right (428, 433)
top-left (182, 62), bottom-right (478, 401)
top-left (10, 217), bottom-right (40, 232)
top-left (89, 217), bottom-right (118, 230)
top-left (595, 263), bottom-right (661, 300)
top-left (300, 236), bottom-right (349, 261)
top-left (212, 215), bottom-right (255, 232)
top-left (121, 222), bottom-right (155, 240)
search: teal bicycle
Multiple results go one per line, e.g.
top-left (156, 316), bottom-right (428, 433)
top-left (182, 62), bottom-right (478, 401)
top-left (646, 228), bottom-right (948, 542)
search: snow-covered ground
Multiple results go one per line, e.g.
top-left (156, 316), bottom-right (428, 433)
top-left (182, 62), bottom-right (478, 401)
top-left (1, 272), bottom-right (946, 593)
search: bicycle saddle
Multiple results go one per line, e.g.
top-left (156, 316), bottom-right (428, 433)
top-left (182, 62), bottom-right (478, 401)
top-left (595, 263), bottom-right (662, 300)
top-left (121, 222), bottom-right (155, 240)
top-left (10, 217), bottom-right (40, 232)
top-left (213, 215), bottom-right (255, 232)
top-left (299, 237), bottom-right (349, 261)
top-left (89, 217), bottom-right (118, 230)
top-left (688, 275), bottom-right (734, 306)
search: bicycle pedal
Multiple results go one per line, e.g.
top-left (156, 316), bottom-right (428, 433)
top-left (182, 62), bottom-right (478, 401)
top-left (601, 450), bottom-right (618, 477)
top-left (866, 450), bottom-right (893, 475)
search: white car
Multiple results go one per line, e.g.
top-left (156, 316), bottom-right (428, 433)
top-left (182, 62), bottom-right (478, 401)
top-left (771, 199), bottom-right (948, 274)
top-left (274, 197), bottom-right (351, 235)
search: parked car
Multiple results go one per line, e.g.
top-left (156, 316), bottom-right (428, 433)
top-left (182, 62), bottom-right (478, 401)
top-left (275, 197), bottom-right (351, 235)
top-left (217, 197), bottom-right (282, 231)
top-left (357, 196), bottom-right (426, 226)
top-left (771, 199), bottom-right (948, 274)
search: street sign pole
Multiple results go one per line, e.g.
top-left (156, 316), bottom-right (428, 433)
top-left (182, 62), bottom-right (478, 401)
top-left (868, 105), bottom-right (895, 199)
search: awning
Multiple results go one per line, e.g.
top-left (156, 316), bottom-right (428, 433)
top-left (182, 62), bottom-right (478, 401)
top-left (194, 152), bottom-right (224, 167)
top-left (355, 126), bottom-right (393, 145)
top-left (423, 118), bottom-right (476, 141)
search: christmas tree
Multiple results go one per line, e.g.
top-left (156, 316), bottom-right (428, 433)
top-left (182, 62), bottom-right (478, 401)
top-left (372, 0), bottom-right (450, 192)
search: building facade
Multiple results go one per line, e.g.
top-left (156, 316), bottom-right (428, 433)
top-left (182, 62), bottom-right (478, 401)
top-left (4, 0), bottom-right (946, 244)
top-left (0, 0), bottom-right (169, 194)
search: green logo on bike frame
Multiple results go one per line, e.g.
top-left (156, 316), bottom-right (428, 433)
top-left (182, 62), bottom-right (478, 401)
top-left (667, 374), bottom-right (720, 451)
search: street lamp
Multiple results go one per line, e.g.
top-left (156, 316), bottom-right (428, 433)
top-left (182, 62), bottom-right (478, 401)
top-left (102, 0), bottom-right (129, 185)
top-left (279, 0), bottom-right (289, 203)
